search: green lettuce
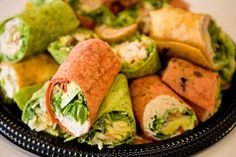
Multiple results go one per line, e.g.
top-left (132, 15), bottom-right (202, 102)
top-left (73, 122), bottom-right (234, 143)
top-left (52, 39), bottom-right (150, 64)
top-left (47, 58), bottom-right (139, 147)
top-left (52, 81), bottom-right (88, 125)
top-left (149, 107), bottom-right (197, 140)
top-left (208, 21), bottom-right (236, 89)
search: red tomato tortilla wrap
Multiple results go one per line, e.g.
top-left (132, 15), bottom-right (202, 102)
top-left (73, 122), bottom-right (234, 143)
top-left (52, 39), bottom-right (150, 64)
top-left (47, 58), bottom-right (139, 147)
top-left (130, 75), bottom-right (197, 141)
top-left (162, 58), bottom-right (221, 120)
top-left (46, 39), bottom-right (121, 137)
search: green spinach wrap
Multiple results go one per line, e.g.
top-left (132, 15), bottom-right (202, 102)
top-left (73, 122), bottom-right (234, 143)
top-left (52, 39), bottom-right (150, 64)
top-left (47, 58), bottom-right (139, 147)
top-left (0, 0), bottom-right (79, 62)
top-left (78, 74), bottom-right (136, 149)
top-left (22, 82), bottom-right (64, 137)
top-left (14, 83), bottom-right (43, 111)
top-left (113, 34), bottom-right (161, 79)
top-left (48, 28), bottom-right (98, 64)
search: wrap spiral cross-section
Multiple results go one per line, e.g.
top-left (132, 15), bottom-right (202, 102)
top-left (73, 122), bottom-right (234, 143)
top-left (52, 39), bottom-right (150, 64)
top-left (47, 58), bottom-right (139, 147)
top-left (46, 39), bottom-right (121, 137)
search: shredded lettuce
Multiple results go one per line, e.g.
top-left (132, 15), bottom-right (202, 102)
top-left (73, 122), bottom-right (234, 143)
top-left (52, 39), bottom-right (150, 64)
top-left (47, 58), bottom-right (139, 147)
top-left (208, 21), bottom-right (236, 87)
top-left (208, 21), bottom-right (227, 65)
top-left (22, 83), bottom-right (65, 137)
top-left (149, 107), bottom-right (196, 140)
top-left (78, 111), bottom-right (135, 149)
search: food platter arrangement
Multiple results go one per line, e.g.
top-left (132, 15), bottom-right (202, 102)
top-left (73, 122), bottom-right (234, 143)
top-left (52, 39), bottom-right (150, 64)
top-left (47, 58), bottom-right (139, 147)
top-left (0, 0), bottom-right (235, 156)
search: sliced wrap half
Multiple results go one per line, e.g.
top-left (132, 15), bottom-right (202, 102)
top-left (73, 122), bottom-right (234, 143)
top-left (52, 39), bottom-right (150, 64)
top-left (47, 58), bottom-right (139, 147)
top-left (162, 58), bottom-right (221, 122)
top-left (113, 34), bottom-right (161, 79)
top-left (0, 0), bottom-right (79, 62)
top-left (48, 28), bottom-right (98, 64)
top-left (137, 0), bottom-right (170, 34)
top-left (130, 75), bottom-right (197, 140)
top-left (45, 39), bottom-right (121, 137)
top-left (14, 83), bottom-right (43, 110)
top-left (0, 53), bottom-right (59, 103)
top-left (150, 6), bottom-right (235, 88)
top-left (76, 1), bottom-right (138, 42)
top-left (78, 74), bottom-right (136, 149)
top-left (22, 82), bottom-right (65, 137)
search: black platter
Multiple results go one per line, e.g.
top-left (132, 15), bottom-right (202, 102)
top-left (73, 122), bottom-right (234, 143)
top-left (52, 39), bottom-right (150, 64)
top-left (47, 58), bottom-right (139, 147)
top-left (0, 74), bottom-right (236, 157)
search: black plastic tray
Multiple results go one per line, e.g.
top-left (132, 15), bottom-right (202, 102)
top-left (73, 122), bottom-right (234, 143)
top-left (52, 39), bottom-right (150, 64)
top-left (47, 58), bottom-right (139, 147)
top-left (0, 75), bottom-right (236, 157)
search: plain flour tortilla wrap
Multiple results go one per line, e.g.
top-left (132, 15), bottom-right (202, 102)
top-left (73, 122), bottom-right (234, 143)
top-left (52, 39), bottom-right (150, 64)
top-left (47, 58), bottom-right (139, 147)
top-left (130, 75), bottom-right (197, 140)
top-left (46, 39), bottom-right (121, 137)
top-left (162, 58), bottom-right (221, 121)
top-left (150, 6), bottom-right (235, 88)
top-left (0, 53), bottom-right (59, 103)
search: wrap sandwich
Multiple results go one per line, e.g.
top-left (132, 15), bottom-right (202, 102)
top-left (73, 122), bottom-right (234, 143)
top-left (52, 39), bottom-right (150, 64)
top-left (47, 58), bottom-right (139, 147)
top-left (150, 6), bottom-right (236, 88)
top-left (0, 0), bottom-right (79, 62)
top-left (113, 34), bottom-right (161, 79)
top-left (93, 7), bottom-right (138, 42)
top-left (0, 53), bottom-right (59, 103)
top-left (162, 58), bottom-right (221, 122)
top-left (22, 82), bottom-right (65, 137)
top-left (45, 39), bottom-right (121, 137)
top-left (130, 75), bottom-right (197, 140)
top-left (48, 28), bottom-right (98, 64)
top-left (75, 0), bottom-right (138, 42)
top-left (14, 83), bottom-right (43, 110)
top-left (137, 0), bottom-right (170, 34)
top-left (78, 74), bottom-right (136, 149)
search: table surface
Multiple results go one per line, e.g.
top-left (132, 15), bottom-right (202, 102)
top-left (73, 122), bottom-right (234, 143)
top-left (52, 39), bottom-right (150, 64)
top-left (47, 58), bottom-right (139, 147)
top-left (0, 0), bottom-right (235, 156)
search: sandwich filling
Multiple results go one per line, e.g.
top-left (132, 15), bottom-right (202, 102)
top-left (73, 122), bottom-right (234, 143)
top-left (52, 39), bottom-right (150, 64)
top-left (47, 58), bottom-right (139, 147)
top-left (114, 35), bottom-right (154, 67)
top-left (208, 20), bottom-right (236, 86)
top-left (51, 81), bottom-right (89, 137)
top-left (0, 18), bottom-right (25, 61)
top-left (23, 83), bottom-right (62, 136)
top-left (144, 95), bottom-right (197, 140)
top-left (79, 111), bottom-right (135, 150)
top-left (0, 65), bottom-right (19, 102)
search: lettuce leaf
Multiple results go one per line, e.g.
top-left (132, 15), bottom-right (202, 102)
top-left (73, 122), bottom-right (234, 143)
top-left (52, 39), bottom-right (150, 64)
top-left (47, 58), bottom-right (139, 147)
top-left (52, 82), bottom-right (88, 125)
